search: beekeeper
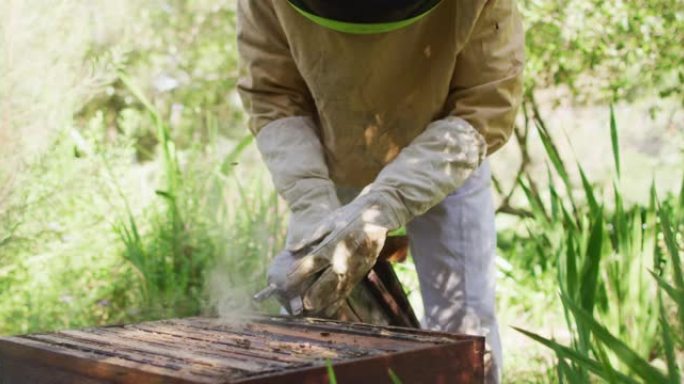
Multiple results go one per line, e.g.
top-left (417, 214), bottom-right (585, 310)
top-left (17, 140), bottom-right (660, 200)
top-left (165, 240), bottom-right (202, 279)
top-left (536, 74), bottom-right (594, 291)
top-left (237, 1), bottom-right (524, 382)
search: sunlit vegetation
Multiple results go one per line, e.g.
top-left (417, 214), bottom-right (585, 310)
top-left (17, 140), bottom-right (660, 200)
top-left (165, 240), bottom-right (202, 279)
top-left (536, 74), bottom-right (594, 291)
top-left (1, 0), bottom-right (682, 382)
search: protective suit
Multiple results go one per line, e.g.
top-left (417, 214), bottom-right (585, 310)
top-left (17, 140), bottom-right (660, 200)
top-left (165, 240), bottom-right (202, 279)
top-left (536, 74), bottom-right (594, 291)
top-left (238, 0), bottom-right (523, 187)
top-left (237, 1), bottom-right (524, 382)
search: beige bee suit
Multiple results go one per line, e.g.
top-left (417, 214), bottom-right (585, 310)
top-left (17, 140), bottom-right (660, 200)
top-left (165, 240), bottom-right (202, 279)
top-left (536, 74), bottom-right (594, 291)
top-left (237, 0), bottom-right (524, 188)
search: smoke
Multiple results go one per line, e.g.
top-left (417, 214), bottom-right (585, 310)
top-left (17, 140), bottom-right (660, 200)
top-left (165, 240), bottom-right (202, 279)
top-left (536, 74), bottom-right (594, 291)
top-left (206, 264), bottom-right (257, 321)
top-left (203, 162), bottom-right (287, 321)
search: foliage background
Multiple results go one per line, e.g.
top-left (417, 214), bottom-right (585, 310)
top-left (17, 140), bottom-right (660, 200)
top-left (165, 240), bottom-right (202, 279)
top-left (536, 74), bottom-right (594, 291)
top-left (1, 0), bottom-right (682, 382)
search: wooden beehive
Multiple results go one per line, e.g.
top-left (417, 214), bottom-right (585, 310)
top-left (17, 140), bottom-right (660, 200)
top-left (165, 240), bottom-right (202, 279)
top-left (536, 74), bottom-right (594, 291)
top-left (0, 316), bottom-right (484, 383)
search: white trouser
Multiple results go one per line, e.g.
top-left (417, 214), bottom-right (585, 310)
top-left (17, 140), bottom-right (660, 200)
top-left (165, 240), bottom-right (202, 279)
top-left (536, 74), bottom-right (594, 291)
top-left (336, 160), bottom-right (500, 383)
top-left (406, 160), bottom-right (500, 383)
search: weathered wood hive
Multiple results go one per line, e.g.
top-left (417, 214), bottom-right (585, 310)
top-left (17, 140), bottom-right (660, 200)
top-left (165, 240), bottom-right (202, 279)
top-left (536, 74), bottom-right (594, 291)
top-left (0, 316), bottom-right (484, 383)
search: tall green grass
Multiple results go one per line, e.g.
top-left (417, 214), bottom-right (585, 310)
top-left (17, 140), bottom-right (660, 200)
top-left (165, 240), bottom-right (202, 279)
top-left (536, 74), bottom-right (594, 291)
top-left (0, 77), bottom-right (283, 334)
top-left (514, 107), bottom-right (684, 382)
top-left (0, 0), bottom-right (253, 334)
top-left (112, 72), bottom-right (284, 321)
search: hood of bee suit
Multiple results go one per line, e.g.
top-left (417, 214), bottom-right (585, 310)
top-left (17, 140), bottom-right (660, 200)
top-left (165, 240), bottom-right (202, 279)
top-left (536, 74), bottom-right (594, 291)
top-left (287, 0), bottom-right (443, 34)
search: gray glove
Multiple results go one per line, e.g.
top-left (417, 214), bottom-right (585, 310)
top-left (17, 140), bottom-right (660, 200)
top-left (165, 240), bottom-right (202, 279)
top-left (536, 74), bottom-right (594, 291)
top-left (254, 116), bottom-right (346, 314)
top-left (345, 116), bottom-right (487, 230)
top-left (262, 117), bottom-right (487, 316)
top-left (255, 116), bottom-right (341, 251)
top-left (263, 202), bottom-right (388, 317)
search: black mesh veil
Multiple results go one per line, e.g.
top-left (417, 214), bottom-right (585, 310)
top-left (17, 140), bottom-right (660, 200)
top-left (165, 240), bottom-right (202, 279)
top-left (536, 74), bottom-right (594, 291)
top-left (288, 0), bottom-right (443, 24)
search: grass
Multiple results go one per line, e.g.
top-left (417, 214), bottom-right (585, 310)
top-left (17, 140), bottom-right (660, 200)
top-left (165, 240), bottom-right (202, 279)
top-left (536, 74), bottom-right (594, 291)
top-left (1, 2), bottom-right (682, 383)
top-left (0, 66), bottom-right (283, 332)
top-left (324, 360), bottom-right (405, 383)
top-left (0, 109), bottom-right (284, 333)
top-left (508, 106), bottom-right (684, 382)
top-left (111, 71), bottom-right (287, 321)
top-left (2, 66), bottom-right (680, 384)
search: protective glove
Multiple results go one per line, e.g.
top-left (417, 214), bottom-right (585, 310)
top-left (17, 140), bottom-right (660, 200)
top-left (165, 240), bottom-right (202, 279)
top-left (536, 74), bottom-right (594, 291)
top-left (347, 116), bottom-right (487, 230)
top-left (265, 116), bottom-right (487, 316)
top-left (264, 201), bottom-right (388, 317)
top-left (255, 116), bottom-right (341, 251)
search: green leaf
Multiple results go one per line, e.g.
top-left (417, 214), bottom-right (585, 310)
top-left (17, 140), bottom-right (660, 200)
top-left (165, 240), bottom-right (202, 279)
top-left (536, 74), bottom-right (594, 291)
top-left (659, 204), bottom-right (684, 291)
top-left (388, 368), bottom-right (403, 384)
top-left (651, 271), bottom-right (684, 335)
top-left (537, 122), bottom-right (569, 190)
top-left (678, 174), bottom-right (684, 220)
top-left (388, 227), bottom-right (407, 237)
top-left (154, 190), bottom-right (175, 200)
top-left (610, 105), bottom-right (621, 179)
top-left (562, 296), bottom-right (669, 383)
top-left (651, 271), bottom-right (684, 308)
top-left (514, 327), bottom-right (638, 384)
top-left (220, 135), bottom-right (254, 176)
top-left (563, 230), bottom-right (579, 302)
top-left (119, 70), bottom-right (178, 193)
top-left (561, 197), bottom-right (580, 232)
top-left (658, 292), bottom-right (681, 383)
top-left (326, 359), bottom-right (337, 384)
top-left (614, 181), bottom-right (630, 252)
top-left (557, 357), bottom-right (586, 384)
top-left (679, 174), bottom-right (684, 208)
top-left (519, 176), bottom-right (548, 221)
top-left (592, 342), bottom-right (621, 384)
top-left (548, 165), bottom-right (561, 221)
top-left (579, 166), bottom-right (600, 215)
top-left (649, 180), bottom-right (658, 215)
top-left (536, 122), bottom-right (576, 213)
top-left (118, 70), bottom-right (160, 121)
top-left (579, 208), bottom-right (604, 315)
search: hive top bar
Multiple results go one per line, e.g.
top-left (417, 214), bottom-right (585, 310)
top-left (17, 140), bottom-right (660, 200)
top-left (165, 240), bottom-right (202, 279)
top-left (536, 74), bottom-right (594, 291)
top-left (0, 316), bottom-right (485, 384)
